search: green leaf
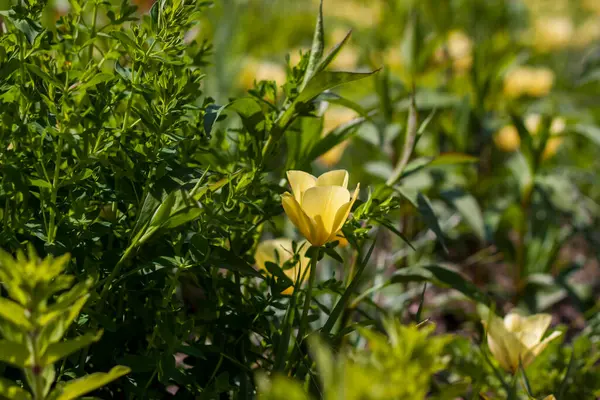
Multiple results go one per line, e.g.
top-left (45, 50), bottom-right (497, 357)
top-left (161, 207), bottom-right (203, 229)
top-left (40, 331), bottom-right (102, 366)
top-left (110, 31), bottom-right (139, 51)
top-left (0, 378), bottom-right (31, 400)
top-left (204, 98), bottom-right (265, 137)
top-left (212, 247), bottom-right (263, 278)
top-left (305, 117), bottom-right (363, 162)
top-left (441, 190), bottom-right (486, 241)
top-left (0, 297), bottom-right (32, 330)
top-left (574, 123), bottom-right (600, 147)
top-left (79, 73), bottom-right (113, 90)
top-left (25, 64), bottom-right (64, 88)
top-left (323, 246), bottom-right (343, 263)
top-left (300, 0), bottom-right (324, 90)
top-left (298, 70), bottom-right (379, 105)
top-left (390, 265), bottom-right (491, 305)
top-left (29, 178), bottom-right (53, 189)
top-left (322, 239), bottom-right (377, 335)
top-left (416, 193), bottom-right (448, 253)
top-left (0, 341), bottom-right (30, 368)
top-left (315, 29), bottom-right (352, 74)
top-left (149, 191), bottom-right (176, 227)
top-left (51, 365), bottom-right (131, 400)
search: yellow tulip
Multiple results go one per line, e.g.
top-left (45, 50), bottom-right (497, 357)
top-left (255, 238), bottom-right (310, 295)
top-left (494, 125), bottom-right (521, 152)
top-left (483, 312), bottom-right (562, 373)
top-left (282, 170), bottom-right (360, 247)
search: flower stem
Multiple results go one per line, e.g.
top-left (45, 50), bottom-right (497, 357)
top-left (296, 247), bottom-right (320, 348)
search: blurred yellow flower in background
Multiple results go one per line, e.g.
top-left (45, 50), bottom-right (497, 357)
top-left (503, 66), bottom-right (554, 98)
top-left (255, 238), bottom-right (310, 295)
top-left (532, 16), bottom-right (573, 52)
top-left (238, 58), bottom-right (287, 91)
top-left (483, 312), bottom-right (562, 373)
top-left (572, 18), bottom-right (600, 48)
top-left (525, 114), bottom-right (566, 160)
top-left (282, 170), bottom-right (359, 246)
top-left (494, 125), bottom-right (521, 152)
top-left (318, 107), bottom-right (358, 167)
top-left (434, 30), bottom-right (473, 73)
top-left (320, 0), bottom-right (382, 28)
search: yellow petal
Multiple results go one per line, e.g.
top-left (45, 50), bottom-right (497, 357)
top-left (287, 171), bottom-right (317, 203)
top-left (542, 395), bottom-right (557, 400)
top-left (510, 313), bottom-right (552, 348)
top-left (282, 193), bottom-right (317, 244)
top-left (316, 170), bottom-right (349, 188)
top-left (531, 331), bottom-right (562, 357)
top-left (486, 315), bottom-right (527, 373)
top-left (525, 114), bottom-right (542, 135)
top-left (284, 240), bottom-right (311, 283)
top-left (301, 186), bottom-right (350, 241)
top-left (326, 184), bottom-right (360, 243)
top-left (255, 238), bottom-right (294, 271)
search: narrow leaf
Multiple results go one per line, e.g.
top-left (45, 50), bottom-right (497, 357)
top-left (40, 331), bottom-right (102, 366)
top-left (416, 193), bottom-right (448, 253)
top-left (300, 0), bottom-right (324, 90)
top-left (52, 365), bottom-right (131, 400)
top-left (0, 341), bottom-right (30, 368)
top-left (0, 378), bottom-right (31, 400)
top-left (25, 64), bottom-right (64, 88)
top-left (0, 297), bottom-right (32, 330)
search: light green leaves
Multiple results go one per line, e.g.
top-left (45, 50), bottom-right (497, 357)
top-left (0, 341), bottom-right (30, 368)
top-left (0, 378), bottom-right (32, 400)
top-left (48, 366), bottom-right (132, 400)
top-left (0, 249), bottom-right (130, 399)
top-left (0, 297), bottom-right (32, 330)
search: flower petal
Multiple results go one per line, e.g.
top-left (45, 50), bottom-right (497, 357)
top-left (326, 184), bottom-right (360, 242)
top-left (255, 238), bottom-right (294, 271)
top-left (316, 170), bottom-right (349, 188)
top-left (485, 315), bottom-right (528, 373)
top-left (282, 193), bottom-right (317, 244)
top-left (287, 171), bottom-right (317, 203)
top-left (531, 331), bottom-right (562, 357)
top-left (515, 314), bottom-right (553, 349)
top-left (301, 186), bottom-right (350, 241)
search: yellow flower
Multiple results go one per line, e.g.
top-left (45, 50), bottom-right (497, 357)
top-left (504, 66), bottom-right (554, 98)
top-left (483, 312), bottom-right (562, 373)
top-left (494, 125), bottom-right (521, 152)
top-left (543, 396), bottom-right (557, 400)
top-left (524, 114), bottom-right (566, 159)
top-left (533, 16), bottom-right (573, 52)
top-left (238, 58), bottom-right (287, 91)
top-left (255, 238), bottom-right (310, 295)
top-left (318, 107), bottom-right (357, 167)
top-left (282, 170), bottom-right (360, 247)
top-left (434, 30), bottom-right (473, 73)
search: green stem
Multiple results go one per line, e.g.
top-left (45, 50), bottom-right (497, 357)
top-left (88, 1), bottom-right (98, 62)
top-left (296, 248), bottom-right (319, 347)
top-left (47, 136), bottom-right (64, 243)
